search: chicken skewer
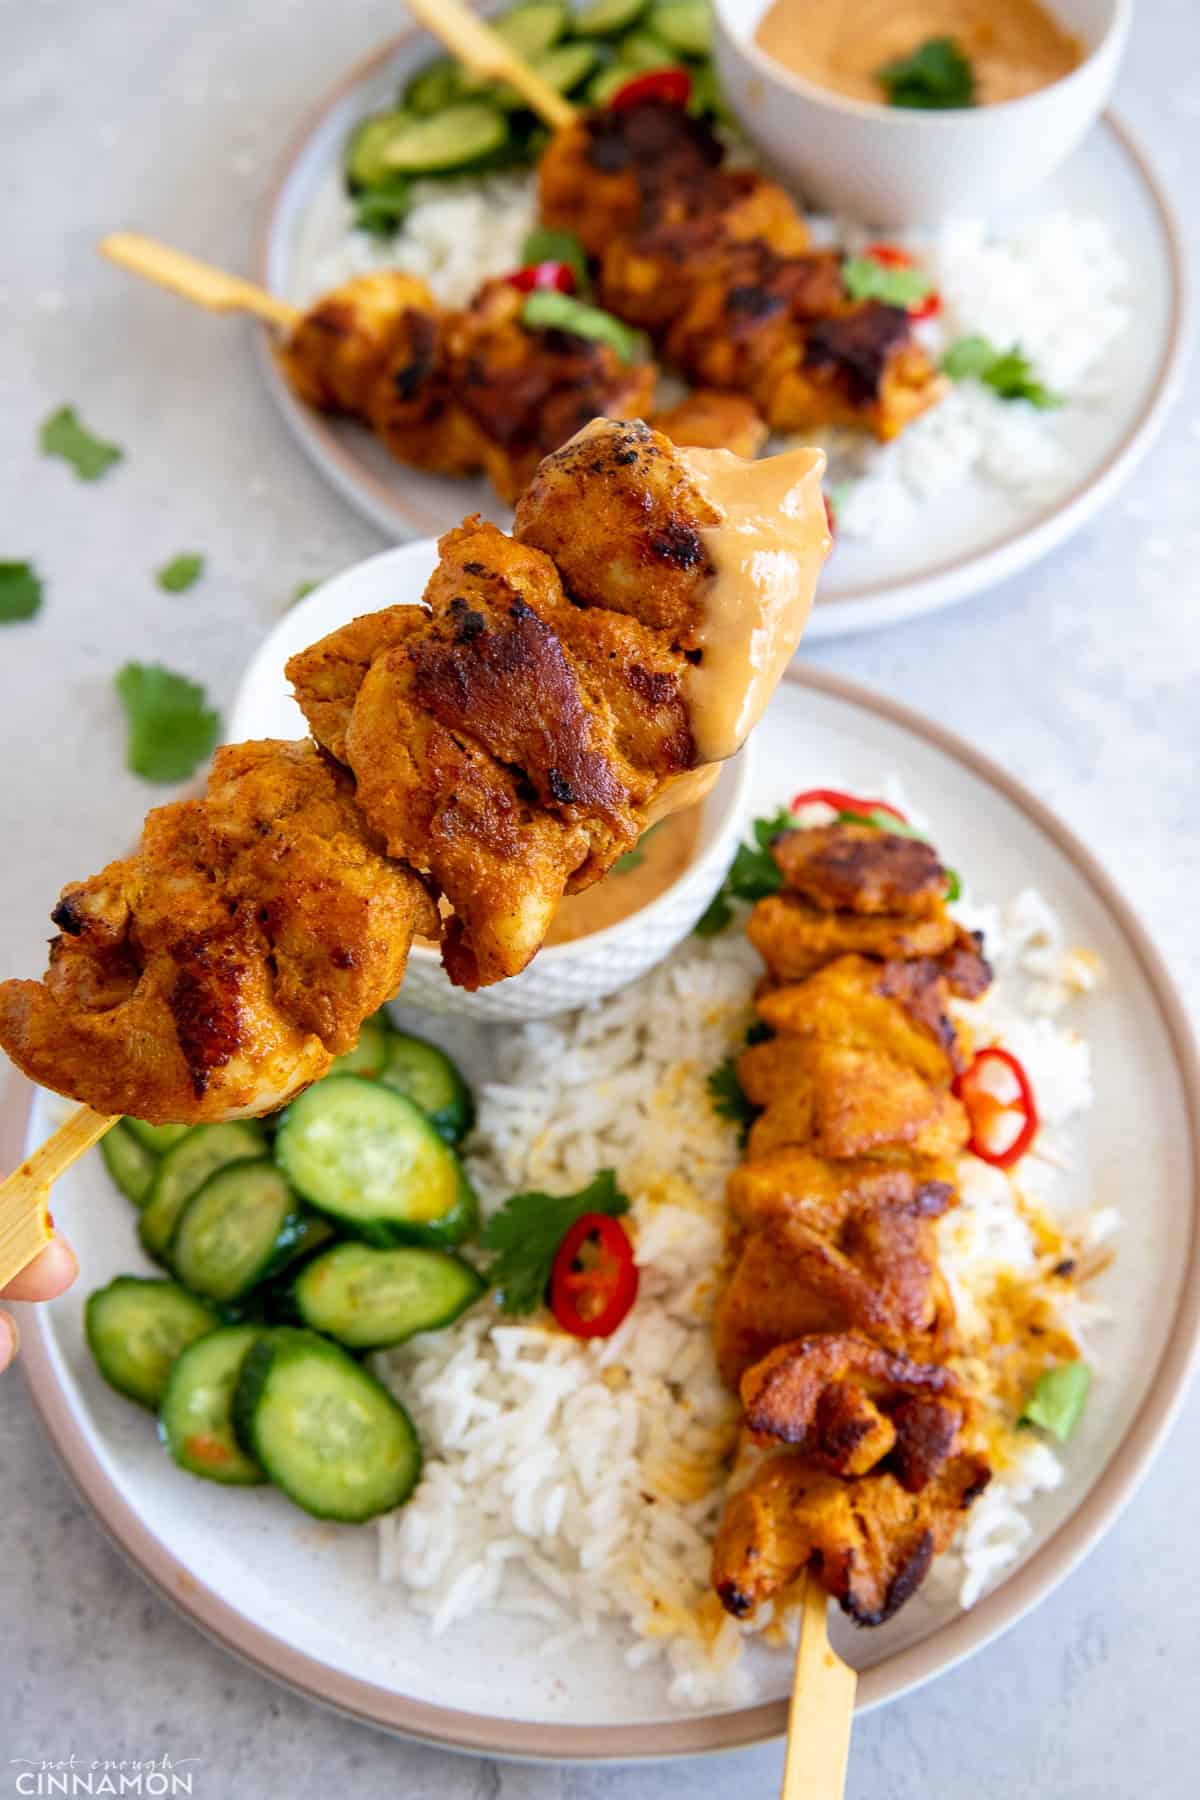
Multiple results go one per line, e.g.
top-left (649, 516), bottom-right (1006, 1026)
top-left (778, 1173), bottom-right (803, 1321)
top-left (0, 418), bottom-right (830, 1271)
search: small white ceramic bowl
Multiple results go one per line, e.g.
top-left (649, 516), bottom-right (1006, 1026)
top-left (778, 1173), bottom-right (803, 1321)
top-left (712, 0), bottom-right (1130, 227)
top-left (229, 539), bottom-right (755, 1024)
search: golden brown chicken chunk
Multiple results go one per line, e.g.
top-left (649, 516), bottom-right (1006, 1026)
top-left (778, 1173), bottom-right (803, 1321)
top-left (280, 272), bottom-right (439, 417)
top-left (0, 743), bottom-right (435, 1123)
top-left (539, 99), bottom-right (725, 259)
top-left (653, 391), bottom-right (769, 460)
top-left (747, 892), bottom-right (958, 982)
top-left (726, 1147), bottom-right (955, 1235)
top-left (738, 1037), bottom-right (970, 1162)
top-left (771, 823), bottom-right (951, 916)
top-left (754, 953), bottom-right (967, 1084)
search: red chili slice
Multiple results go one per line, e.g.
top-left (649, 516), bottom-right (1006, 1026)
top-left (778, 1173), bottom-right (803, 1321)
top-left (790, 788), bottom-right (909, 823)
top-left (862, 242), bottom-right (941, 321)
top-left (608, 67), bottom-right (692, 110)
top-left (550, 1212), bottom-right (639, 1339)
top-left (506, 260), bottom-right (576, 295)
top-left (954, 1047), bottom-right (1039, 1170)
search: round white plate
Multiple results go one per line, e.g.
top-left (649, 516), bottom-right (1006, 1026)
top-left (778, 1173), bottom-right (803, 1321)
top-left (10, 542), bottom-right (1199, 1759)
top-left (256, 32), bottom-right (1187, 639)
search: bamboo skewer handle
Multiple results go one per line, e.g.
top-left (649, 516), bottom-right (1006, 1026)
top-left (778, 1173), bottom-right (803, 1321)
top-left (0, 1105), bottom-right (118, 1291)
top-left (780, 1577), bottom-right (858, 1800)
top-left (404, 0), bottom-right (577, 130)
top-left (100, 233), bottom-right (300, 332)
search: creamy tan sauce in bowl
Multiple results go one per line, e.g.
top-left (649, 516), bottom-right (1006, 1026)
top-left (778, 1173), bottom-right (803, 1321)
top-left (754, 0), bottom-right (1083, 107)
top-left (544, 806), bottom-right (705, 947)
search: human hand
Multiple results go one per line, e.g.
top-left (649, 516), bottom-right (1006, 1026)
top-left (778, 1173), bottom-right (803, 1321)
top-left (0, 1237), bottom-right (78, 1371)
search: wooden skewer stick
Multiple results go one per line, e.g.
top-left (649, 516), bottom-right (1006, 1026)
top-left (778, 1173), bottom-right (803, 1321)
top-left (780, 1577), bottom-right (858, 1800)
top-left (100, 233), bottom-right (300, 332)
top-left (0, 1105), bottom-right (118, 1291)
top-left (404, 0), bottom-right (577, 130)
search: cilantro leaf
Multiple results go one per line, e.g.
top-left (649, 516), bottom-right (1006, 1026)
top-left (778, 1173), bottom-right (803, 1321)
top-left (114, 662), bottom-right (220, 783)
top-left (1020, 1362), bottom-right (1091, 1442)
top-left (877, 37), bottom-right (975, 110)
top-left (521, 225), bottom-right (590, 294)
top-left (942, 336), bottom-right (1063, 408)
top-left (480, 1169), bottom-right (630, 1317)
top-left (353, 179), bottom-right (412, 238)
top-left (614, 820), bottom-right (664, 875)
top-left (156, 553), bottom-right (205, 593)
top-left (693, 889), bottom-right (734, 937)
top-left (40, 406), bottom-right (123, 481)
top-left (693, 807), bottom-right (792, 936)
top-left (0, 561), bottom-right (43, 624)
top-left (842, 256), bottom-right (934, 309)
top-left (520, 292), bottom-right (642, 364)
top-left (706, 1055), bottom-right (758, 1146)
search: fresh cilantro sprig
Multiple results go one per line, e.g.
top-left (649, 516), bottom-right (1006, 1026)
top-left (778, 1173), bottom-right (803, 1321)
top-left (157, 553), bottom-right (205, 593)
top-left (942, 336), bottom-right (1063, 409)
top-left (521, 225), bottom-right (590, 295)
top-left (114, 662), bottom-right (220, 783)
top-left (707, 1022), bottom-right (772, 1145)
top-left (0, 561), bottom-right (43, 624)
top-left (842, 257), bottom-right (934, 309)
top-left (40, 406), bottom-right (123, 481)
top-left (354, 179), bottom-right (412, 238)
top-left (877, 37), bottom-right (975, 110)
top-left (694, 807), bottom-right (793, 937)
top-left (480, 1169), bottom-right (630, 1317)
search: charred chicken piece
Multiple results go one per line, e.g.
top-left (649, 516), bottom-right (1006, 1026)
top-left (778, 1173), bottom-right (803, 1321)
top-left (738, 1036), bottom-right (970, 1162)
top-left (653, 391), bottom-right (770, 461)
top-left (746, 892), bottom-right (958, 982)
top-left (279, 271), bottom-right (438, 416)
top-left (754, 952), bottom-right (969, 1084)
top-left (771, 823), bottom-right (951, 916)
top-left (726, 1147), bottom-right (956, 1235)
top-left (539, 99), bottom-right (725, 258)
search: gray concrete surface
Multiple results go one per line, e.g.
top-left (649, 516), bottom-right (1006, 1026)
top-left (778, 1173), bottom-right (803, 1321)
top-left (1, 1), bottom-right (1197, 1794)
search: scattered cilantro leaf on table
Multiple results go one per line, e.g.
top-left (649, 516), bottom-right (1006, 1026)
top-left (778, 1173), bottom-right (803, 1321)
top-left (480, 1169), bottom-right (630, 1317)
top-left (842, 257), bottom-right (933, 309)
top-left (40, 406), bottom-right (124, 481)
top-left (942, 336), bottom-right (1063, 408)
top-left (0, 562), bottom-right (43, 624)
top-left (157, 552), bottom-right (205, 593)
top-left (877, 37), bottom-right (974, 110)
top-left (290, 579), bottom-right (321, 607)
top-left (115, 662), bottom-right (220, 783)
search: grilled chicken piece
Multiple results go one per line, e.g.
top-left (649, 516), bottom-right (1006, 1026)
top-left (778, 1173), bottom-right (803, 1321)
top-left (442, 278), bottom-right (657, 505)
top-left (0, 742), bottom-right (435, 1123)
top-left (714, 1187), bottom-right (955, 1384)
top-left (280, 271), bottom-right (440, 418)
top-left (738, 1037), bottom-right (970, 1161)
top-left (367, 310), bottom-right (488, 479)
top-left (772, 824), bottom-right (950, 916)
top-left (539, 99), bottom-right (724, 258)
top-left (653, 391), bottom-right (769, 460)
top-left (712, 1444), bottom-right (990, 1625)
top-left (740, 1333), bottom-right (967, 1487)
top-left (747, 892), bottom-right (958, 982)
top-left (726, 1147), bottom-right (955, 1235)
top-left (754, 953), bottom-right (968, 1083)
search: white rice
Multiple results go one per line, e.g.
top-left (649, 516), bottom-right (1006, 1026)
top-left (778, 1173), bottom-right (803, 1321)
top-left (374, 786), bottom-right (1110, 1708)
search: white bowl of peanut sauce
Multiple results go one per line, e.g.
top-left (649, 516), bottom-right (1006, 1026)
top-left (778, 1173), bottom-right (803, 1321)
top-left (712, 0), bottom-right (1130, 227)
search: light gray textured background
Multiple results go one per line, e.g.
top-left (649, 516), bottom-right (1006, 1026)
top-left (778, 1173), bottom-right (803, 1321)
top-left (1, 1), bottom-right (1197, 1794)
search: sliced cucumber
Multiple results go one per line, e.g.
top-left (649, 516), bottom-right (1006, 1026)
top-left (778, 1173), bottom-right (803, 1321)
top-left (124, 1120), bottom-right (190, 1153)
top-left (492, 42), bottom-right (600, 108)
top-left (234, 1329), bottom-right (422, 1522)
top-left (100, 1122), bottom-right (159, 1208)
top-left (329, 1014), bottom-right (390, 1080)
top-left (492, 1), bottom-right (568, 59)
top-left (294, 1243), bottom-right (484, 1349)
top-left (403, 58), bottom-right (463, 116)
top-left (139, 1121), bottom-right (267, 1266)
top-left (275, 1075), bottom-right (478, 1248)
top-left (588, 62), bottom-right (635, 105)
top-left (379, 1032), bottom-right (475, 1146)
top-left (650, 0), bottom-right (712, 57)
top-left (344, 111), bottom-right (413, 192)
top-left (170, 1160), bottom-right (306, 1304)
top-left (614, 28), bottom-right (676, 68)
top-left (575, 0), bottom-right (648, 37)
top-left (379, 103), bottom-right (510, 175)
top-left (159, 1325), bottom-right (266, 1486)
top-left (86, 1276), bottom-right (218, 1411)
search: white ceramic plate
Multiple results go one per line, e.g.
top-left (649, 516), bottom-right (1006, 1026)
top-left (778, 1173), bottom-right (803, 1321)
top-left (9, 541), bottom-right (1199, 1759)
top-left (256, 31), bottom-right (1187, 639)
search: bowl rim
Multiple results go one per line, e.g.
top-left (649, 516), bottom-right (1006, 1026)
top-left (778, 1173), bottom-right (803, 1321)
top-left (404, 748), bottom-right (753, 968)
top-left (711, 0), bottom-right (1131, 126)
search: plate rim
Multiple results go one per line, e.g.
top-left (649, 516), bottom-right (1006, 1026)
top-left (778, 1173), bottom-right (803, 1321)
top-left (7, 661), bottom-right (1199, 1763)
top-left (251, 30), bottom-right (1190, 636)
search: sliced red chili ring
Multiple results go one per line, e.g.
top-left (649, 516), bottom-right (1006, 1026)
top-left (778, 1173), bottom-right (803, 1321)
top-left (954, 1047), bottom-right (1039, 1170)
top-left (608, 67), bottom-right (692, 111)
top-left (790, 788), bottom-right (909, 823)
top-left (550, 1211), bottom-right (639, 1339)
top-left (506, 260), bottom-right (576, 295)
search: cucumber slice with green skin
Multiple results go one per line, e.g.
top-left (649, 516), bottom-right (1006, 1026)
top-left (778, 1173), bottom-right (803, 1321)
top-left (275, 1075), bottom-right (478, 1248)
top-left (233, 1329), bottom-right (422, 1522)
top-left (124, 1120), bottom-right (191, 1153)
top-left (650, 0), bottom-right (712, 57)
top-left (329, 1014), bottom-right (390, 1080)
top-left (159, 1325), bottom-right (266, 1486)
top-left (379, 1032), bottom-right (475, 1146)
top-left (139, 1121), bottom-right (268, 1266)
top-left (614, 28), bottom-right (677, 68)
top-left (344, 111), bottom-right (413, 192)
top-left (403, 58), bottom-right (464, 116)
top-left (85, 1276), bottom-right (218, 1411)
top-left (294, 1243), bottom-right (484, 1349)
top-left (378, 103), bottom-right (510, 175)
top-left (490, 42), bottom-right (601, 108)
top-left (170, 1160), bottom-right (307, 1304)
top-left (100, 1122), bottom-right (159, 1208)
top-left (491, 1), bottom-right (568, 59)
top-left (588, 62), bottom-right (636, 105)
top-left (575, 0), bottom-right (649, 37)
